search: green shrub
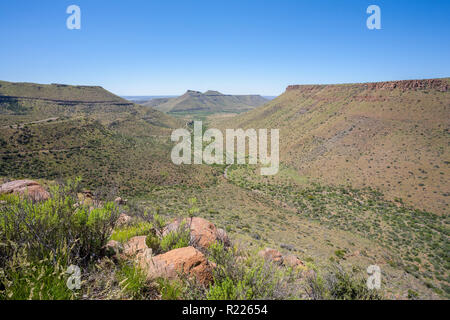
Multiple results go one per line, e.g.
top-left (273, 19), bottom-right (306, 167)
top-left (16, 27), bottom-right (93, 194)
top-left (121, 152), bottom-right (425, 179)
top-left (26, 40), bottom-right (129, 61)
top-left (408, 289), bottom-right (419, 299)
top-left (117, 262), bottom-right (148, 299)
top-left (0, 180), bottom-right (119, 265)
top-left (0, 179), bottom-right (120, 300)
top-left (157, 278), bottom-right (183, 300)
top-left (207, 276), bottom-right (236, 300)
top-left (205, 242), bottom-right (299, 300)
top-left (160, 222), bottom-right (190, 253)
top-left (0, 245), bottom-right (75, 300)
top-left (306, 265), bottom-right (382, 300)
top-left (334, 250), bottom-right (346, 259)
top-left (145, 232), bottom-right (161, 253)
top-left (110, 222), bottom-right (153, 243)
top-left (152, 213), bottom-right (166, 233)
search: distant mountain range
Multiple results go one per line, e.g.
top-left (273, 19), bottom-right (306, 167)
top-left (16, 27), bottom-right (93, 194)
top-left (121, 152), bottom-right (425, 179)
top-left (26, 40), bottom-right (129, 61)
top-left (122, 96), bottom-right (178, 104)
top-left (134, 90), bottom-right (269, 114)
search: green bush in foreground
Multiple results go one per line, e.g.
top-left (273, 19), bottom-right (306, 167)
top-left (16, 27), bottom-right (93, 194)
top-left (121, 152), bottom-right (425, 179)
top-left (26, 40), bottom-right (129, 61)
top-left (117, 262), bottom-right (148, 299)
top-left (0, 180), bottom-right (386, 300)
top-left (160, 222), bottom-right (190, 253)
top-left (156, 278), bottom-right (184, 300)
top-left (180, 242), bottom-right (300, 300)
top-left (0, 179), bottom-right (120, 300)
top-left (0, 245), bottom-right (74, 300)
top-left (305, 265), bottom-right (383, 300)
top-left (0, 179), bottom-right (119, 265)
top-left (110, 222), bottom-right (153, 243)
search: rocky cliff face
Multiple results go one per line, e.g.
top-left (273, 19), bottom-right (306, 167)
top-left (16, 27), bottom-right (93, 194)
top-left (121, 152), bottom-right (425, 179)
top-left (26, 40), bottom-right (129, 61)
top-left (286, 78), bottom-right (449, 92)
top-left (364, 79), bottom-right (449, 91)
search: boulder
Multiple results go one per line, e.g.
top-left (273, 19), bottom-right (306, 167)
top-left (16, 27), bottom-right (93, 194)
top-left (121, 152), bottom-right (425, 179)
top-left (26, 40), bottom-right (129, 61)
top-left (216, 228), bottom-right (231, 247)
top-left (283, 254), bottom-right (305, 269)
top-left (0, 180), bottom-right (50, 202)
top-left (258, 248), bottom-right (284, 265)
top-left (114, 197), bottom-right (127, 205)
top-left (145, 246), bottom-right (213, 285)
top-left (116, 213), bottom-right (132, 227)
top-left (123, 236), bottom-right (150, 257)
top-left (123, 236), bottom-right (153, 268)
top-left (163, 217), bottom-right (230, 249)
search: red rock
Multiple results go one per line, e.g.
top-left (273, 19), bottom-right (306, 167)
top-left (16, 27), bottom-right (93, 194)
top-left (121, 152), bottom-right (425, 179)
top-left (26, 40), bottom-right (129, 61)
top-left (258, 248), bottom-right (283, 265)
top-left (116, 213), bottom-right (132, 227)
top-left (163, 217), bottom-right (230, 249)
top-left (145, 246), bottom-right (213, 285)
top-left (0, 180), bottom-right (50, 202)
top-left (123, 236), bottom-right (150, 257)
top-left (283, 254), bottom-right (305, 269)
top-left (287, 79), bottom-right (449, 93)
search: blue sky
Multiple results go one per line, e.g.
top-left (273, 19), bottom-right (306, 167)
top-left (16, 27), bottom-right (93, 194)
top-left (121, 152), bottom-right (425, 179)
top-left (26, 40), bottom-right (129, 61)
top-left (0, 0), bottom-right (449, 96)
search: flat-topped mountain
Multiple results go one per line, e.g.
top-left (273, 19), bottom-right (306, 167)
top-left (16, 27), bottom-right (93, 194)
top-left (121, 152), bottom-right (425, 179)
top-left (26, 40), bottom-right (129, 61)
top-left (0, 80), bottom-right (182, 132)
top-left (0, 80), bottom-right (217, 194)
top-left (215, 78), bottom-right (450, 214)
top-left (142, 90), bottom-right (268, 114)
top-left (0, 81), bottom-right (128, 102)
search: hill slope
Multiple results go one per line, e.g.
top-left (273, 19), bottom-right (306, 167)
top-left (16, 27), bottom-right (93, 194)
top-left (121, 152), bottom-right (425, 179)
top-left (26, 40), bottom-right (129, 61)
top-left (214, 78), bottom-right (450, 214)
top-left (144, 90), bottom-right (268, 114)
top-left (0, 80), bottom-right (181, 134)
top-left (0, 80), bottom-right (218, 195)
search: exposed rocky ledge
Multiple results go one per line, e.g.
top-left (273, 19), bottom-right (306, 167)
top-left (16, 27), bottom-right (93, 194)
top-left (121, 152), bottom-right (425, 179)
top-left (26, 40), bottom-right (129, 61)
top-left (286, 78), bottom-right (449, 92)
top-left (364, 79), bottom-right (449, 91)
top-left (0, 95), bottom-right (134, 106)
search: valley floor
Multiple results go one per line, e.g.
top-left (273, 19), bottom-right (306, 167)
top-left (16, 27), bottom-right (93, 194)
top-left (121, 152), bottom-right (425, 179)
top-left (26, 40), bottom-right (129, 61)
top-left (134, 164), bottom-right (448, 299)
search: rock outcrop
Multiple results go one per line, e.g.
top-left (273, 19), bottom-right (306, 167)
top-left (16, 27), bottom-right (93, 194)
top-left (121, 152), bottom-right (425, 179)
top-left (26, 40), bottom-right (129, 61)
top-left (286, 78), bottom-right (449, 92)
top-left (163, 217), bottom-right (230, 249)
top-left (364, 79), bottom-right (449, 92)
top-left (146, 246), bottom-right (213, 285)
top-left (120, 236), bottom-right (214, 285)
top-left (258, 248), bottom-right (306, 269)
top-left (123, 236), bottom-right (150, 258)
top-left (0, 180), bottom-right (50, 202)
top-left (283, 254), bottom-right (305, 269)
top-left (116, 213), bottom-right (132, 227)
top-left (258, 248), bottom-right (284, 265)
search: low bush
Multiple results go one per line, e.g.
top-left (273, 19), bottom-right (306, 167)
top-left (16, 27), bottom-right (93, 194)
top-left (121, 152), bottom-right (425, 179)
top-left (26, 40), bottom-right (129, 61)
top-left (110, 221), bottom-right (153, 243)
top-left (0, 245), bottom-right (75, 300)
top-left (186, 242), bottom-right (301, 300)
top-left (117, 262), bottom-right (149, 299)
top-left (0, 179), bottom-right (119, 266)
top-left (0, 179), bottom-right (120, 299)
top-left (156, 278), bottom-right (184, 300)
top-left (145, 232), bottom-right (161, 253)
top-left (160, 222), bottom-right (190, 253)
top-left (305, 265), bottom-right (382, 300)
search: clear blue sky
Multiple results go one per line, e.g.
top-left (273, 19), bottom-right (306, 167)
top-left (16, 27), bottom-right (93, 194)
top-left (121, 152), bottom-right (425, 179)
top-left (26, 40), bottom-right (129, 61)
top-left (0, 0), bottom-right (449, 96)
